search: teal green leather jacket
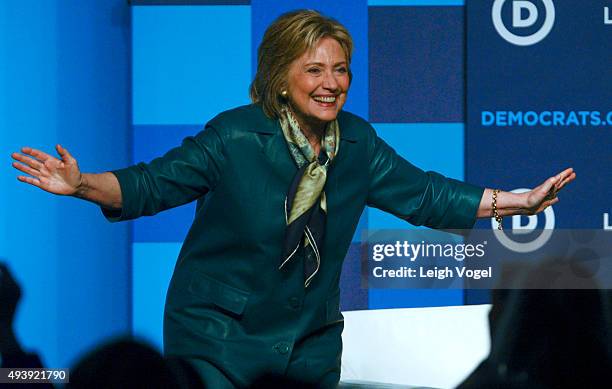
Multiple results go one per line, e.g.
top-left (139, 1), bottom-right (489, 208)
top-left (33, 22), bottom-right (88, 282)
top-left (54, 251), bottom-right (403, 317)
top-left (105, 104), bottom-right (484, 387)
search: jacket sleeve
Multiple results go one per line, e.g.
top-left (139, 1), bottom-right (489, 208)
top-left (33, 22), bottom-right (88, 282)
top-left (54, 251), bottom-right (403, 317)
top-left (102, 124), bottom-right (226, 222)
top-left (366, 133), bottom-right (484, 229)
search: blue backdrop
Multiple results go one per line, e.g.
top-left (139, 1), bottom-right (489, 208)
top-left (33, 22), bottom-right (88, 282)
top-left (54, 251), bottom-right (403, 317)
top-left (466, 0), bottom-right (611, 303)
top-left (1, 0), bottom-right (131, 369)
top-left (2, 0), bottom-right (607, 364)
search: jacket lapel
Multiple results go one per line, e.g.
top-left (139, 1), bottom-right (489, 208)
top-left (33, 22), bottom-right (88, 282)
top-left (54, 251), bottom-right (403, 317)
top-left (247, 108), bottom-right (360, 182)
top-left (332, 111), bottom-right (359, 167)
top-left (246, 113), bottom-right (297, 180)
top-left (261, 131), bottom-right (297, 179)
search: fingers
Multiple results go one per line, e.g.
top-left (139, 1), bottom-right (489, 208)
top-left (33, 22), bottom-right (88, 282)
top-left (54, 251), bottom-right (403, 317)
top-left (16, 175), bottom-right (44, 189)
top-left (11, 148), bottom-right (55, 188)
top-left (553, 167), bottom-right (573, 184)
top-left (11, 152), bottom-right (44, 171)
top-left (532, 197), bottom-right (559, 214)
top-left (557, 167), bottom-right (574, 178)
top-left (542, 197), bottom-right (559, 212)
top-left (556, 171), bottom-right (576, 192)
top-left (56, 144), bottom-right (74, 163)
top-left (540, 175), bottom-right (558, 194)
top-left (543, 168), bottom-right (576, 196)
top-left (544, 196), bottom-right (559, 207)
top-left (21, 147), bottom-right (55, 162)
top-left (12, 160), bottom-right (41, 178)
top-left (546, 169), bottom-right (576, 200)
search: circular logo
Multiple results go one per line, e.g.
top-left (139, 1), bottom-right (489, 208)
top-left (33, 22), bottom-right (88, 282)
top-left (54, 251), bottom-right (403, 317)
top-left (492, 0), bottom-right (556, 46)
top-left (492, 188), bottom-right (555, 253)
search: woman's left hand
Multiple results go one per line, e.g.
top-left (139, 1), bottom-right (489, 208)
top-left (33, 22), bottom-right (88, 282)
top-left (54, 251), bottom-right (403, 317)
top-left (523, 167), bottom-right (576, 214)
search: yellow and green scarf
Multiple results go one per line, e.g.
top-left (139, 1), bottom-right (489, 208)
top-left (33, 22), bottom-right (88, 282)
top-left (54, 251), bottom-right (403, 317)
top-left (279, 107), bottom-right (340, 287)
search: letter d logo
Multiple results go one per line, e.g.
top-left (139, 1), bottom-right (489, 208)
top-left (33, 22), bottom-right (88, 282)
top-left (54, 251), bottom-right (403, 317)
top-left (513, 1), bottom-right (538, 27)
top-left (492, 188), bottom-right (555, 253)
top-left (492, 0), bottom-right (556, 46)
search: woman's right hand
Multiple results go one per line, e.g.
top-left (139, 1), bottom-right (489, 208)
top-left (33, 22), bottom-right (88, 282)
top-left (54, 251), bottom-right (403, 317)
top-left (11, 144), bottom-right (83, 196)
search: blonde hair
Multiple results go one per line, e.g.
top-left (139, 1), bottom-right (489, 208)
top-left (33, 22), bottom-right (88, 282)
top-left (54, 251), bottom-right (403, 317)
top-left (249, 9), bottom-right (353, 119)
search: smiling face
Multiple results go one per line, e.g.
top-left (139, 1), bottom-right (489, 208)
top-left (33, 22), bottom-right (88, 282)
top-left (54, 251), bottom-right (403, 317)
top-left (286, 37), bottom-right (350, 134)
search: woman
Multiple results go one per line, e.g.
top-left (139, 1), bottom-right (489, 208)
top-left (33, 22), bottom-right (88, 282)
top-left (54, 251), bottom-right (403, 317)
top-left (11, 10), bottom-right (575, 388)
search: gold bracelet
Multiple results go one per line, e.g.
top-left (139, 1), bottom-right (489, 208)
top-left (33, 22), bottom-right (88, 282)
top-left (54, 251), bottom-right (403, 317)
top-left (492, 189), bottom-right (503, 230)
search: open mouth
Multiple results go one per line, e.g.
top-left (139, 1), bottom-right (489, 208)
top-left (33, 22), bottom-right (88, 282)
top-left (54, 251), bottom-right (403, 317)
top-left (312, 95), bottom-right (337, 106)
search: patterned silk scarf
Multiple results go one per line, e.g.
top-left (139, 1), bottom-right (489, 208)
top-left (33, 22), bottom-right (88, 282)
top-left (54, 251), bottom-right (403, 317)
top-left (279, 107), bottom-right (340, 287)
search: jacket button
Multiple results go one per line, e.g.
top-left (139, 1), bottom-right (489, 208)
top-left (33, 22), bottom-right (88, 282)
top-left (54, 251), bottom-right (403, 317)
top-left (273, 342), bottom-right (290, 355)
top-left (289, 297), bottom-right (301, 310)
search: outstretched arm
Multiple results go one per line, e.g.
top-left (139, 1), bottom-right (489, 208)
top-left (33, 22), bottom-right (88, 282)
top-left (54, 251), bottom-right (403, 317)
top-left (11, 145), bottom-right (122, 210)
top-left (14, 124), bottom-right (226, 222)
top-left (476, 167), bottom-right (576, 218)
top-left (366, 129), bottom-right (577, 229)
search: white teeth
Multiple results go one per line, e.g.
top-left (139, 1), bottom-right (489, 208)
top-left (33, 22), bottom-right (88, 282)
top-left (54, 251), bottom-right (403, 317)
top-left (313, 96), bottom-right (336, 103)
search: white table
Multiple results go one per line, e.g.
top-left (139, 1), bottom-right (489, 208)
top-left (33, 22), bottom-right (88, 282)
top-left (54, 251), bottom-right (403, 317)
top-left (341, 304), bottom-right (492, 389)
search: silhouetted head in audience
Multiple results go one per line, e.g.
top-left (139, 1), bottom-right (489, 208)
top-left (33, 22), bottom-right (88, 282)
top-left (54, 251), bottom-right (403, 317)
top-left (0, 262), bottom-right (21, 327)
top-left (69, 338), bottom-right (204, 389)
top-left (460, 262), bottom-right (612, 389)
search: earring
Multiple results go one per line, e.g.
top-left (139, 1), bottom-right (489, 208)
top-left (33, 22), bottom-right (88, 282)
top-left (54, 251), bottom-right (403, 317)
top-left (281, 90), bottom-right (288, 98)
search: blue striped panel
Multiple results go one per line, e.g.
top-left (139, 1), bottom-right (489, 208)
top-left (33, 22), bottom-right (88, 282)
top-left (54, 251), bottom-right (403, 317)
top-left (367, 123), bottom-right (464, 230)
top-left (2, 1), bottom-right (132, 368)
top-left (131, 1), bottom-right (250, 4)
top-left (132, 6), bottom-right (251, 125)
top-left (132, 125), bottom-right (203, 242)
top-left (368, 288), bottom-right (463, 309)
top-left (133, 125), bottom-right (204, 164)
top-left (368, 0), bottom-right (464, 5)
top-left (369, 6), bottom-right (464, 122)
top-left (366, 123), bottom-right (464, 309)
top-left (132, 242), bottom-right (183, 351)
top-left (352, 210), bottom-right (368, 243)
top-left (133, 204), bottom-right (196, 243)
top-left (340, 243), bottom-right (369, 311)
